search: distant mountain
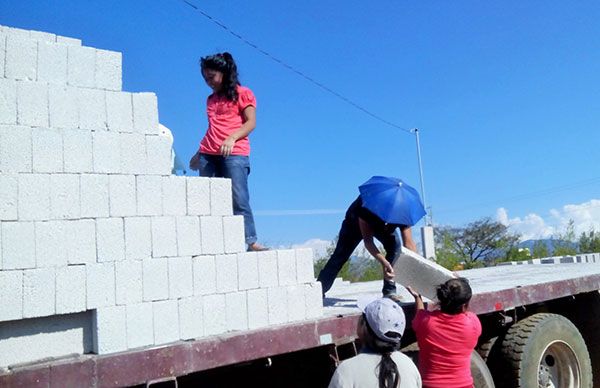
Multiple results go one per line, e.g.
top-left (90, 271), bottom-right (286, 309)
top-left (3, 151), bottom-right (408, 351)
top-left (518, 239), bottom-right (577, 252)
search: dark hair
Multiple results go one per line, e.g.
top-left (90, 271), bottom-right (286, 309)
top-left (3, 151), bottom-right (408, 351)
top-left (200, 52), bottom-right (240, 101)
top-left (436, 277), bottom-right (472, 314)
top-left (361, 315), bottom-right (401, 388)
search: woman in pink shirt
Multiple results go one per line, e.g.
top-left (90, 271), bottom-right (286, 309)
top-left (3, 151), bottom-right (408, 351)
top-left (196, 52), bottom-right (266, 252)
top-left (407, 278), bottom-right (481, 388)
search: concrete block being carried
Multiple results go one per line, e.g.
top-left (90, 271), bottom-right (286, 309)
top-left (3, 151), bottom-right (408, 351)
top-left (393, 247), bottom-right (456, 300)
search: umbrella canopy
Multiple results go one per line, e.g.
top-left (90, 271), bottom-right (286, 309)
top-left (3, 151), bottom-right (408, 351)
top-left (358, 176), bottom-right (426, 226)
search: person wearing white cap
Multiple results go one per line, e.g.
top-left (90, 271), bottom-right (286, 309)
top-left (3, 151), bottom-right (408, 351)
top-left (328, 297), bottom-right (422, 388)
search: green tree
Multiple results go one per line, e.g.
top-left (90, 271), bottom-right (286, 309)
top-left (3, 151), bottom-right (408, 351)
top-left (552, 219), bottom-right (578, 256)
top-left (531, 240), bottom-right (550, 258)
top-left (579, 228), bottom-right (600, 253)
top-left (438, 217), bottom-right (520, 266)
top-left (434, 229), bottom-right (465, 270)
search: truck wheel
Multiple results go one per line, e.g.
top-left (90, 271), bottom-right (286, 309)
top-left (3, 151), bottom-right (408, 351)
top-left (496, 313), bottom-right (592, 388)
top-left (471, 351), bottom-right (495, 388)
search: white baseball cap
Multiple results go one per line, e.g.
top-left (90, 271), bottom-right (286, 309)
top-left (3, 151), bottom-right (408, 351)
top-left (358, 296), bottom-right (406, 344)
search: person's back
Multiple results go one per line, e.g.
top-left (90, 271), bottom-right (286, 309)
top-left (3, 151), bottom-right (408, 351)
top-left (413, 309), bottom-right (480, 387)
top-left (329, 351), bottom-right (421, 388)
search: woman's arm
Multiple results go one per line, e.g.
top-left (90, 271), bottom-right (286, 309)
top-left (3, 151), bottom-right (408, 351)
top-left (358, 218), bottom-right (395, 280)
top-left (220, 105), bottom-right (256, 156)
top-left (406, 286), bottom-right (425, 310)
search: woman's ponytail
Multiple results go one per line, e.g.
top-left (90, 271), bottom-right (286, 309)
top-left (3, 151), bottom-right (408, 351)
top-left (378, 352), bottom-right (400, 388)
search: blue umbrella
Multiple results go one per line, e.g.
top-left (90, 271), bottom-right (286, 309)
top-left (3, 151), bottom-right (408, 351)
top-left (358, 176), bottom-right (426, 226)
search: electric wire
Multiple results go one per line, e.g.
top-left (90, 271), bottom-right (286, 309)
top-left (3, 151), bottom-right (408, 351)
top-left (179, 0), bottom-right (413, 134)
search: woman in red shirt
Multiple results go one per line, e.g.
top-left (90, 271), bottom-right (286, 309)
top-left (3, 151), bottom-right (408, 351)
top-left (197, 52), bottom-right (266, 251)
top-left (407, 278), bottom-right (481, 388)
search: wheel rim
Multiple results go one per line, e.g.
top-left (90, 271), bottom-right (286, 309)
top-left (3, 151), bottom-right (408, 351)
top-left (537, 340), bottom-right (581, 388)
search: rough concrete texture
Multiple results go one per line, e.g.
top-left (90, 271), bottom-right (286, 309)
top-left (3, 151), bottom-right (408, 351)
top-left (0, 24), bottom-right (323, 368)
top-left (393, 247), bottom-right (456, 300)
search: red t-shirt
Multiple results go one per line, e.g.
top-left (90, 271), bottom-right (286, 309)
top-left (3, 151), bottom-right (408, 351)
top-left (200, 85), bottom-right (256, 156)
top-left (412, 309), bottom-right (482, 388)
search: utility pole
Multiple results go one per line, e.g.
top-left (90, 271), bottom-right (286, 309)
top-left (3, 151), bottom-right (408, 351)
top-left (411, 128), bottom-right (435, 259)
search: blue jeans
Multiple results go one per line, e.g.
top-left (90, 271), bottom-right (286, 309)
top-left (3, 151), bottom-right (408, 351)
top-left (317, 218), bottom-right (401, 296)
top-left (198, 154), bottom-right (257, 245)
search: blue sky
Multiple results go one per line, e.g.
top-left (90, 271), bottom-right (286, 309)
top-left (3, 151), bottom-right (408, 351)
top-left (3, 1), bottom-right (600, 250)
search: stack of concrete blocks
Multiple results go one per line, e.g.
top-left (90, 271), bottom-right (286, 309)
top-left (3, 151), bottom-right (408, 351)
top-left (497, 252), bottom-right (600, 266)
top-left (0, 24), bottom-right (322, 367)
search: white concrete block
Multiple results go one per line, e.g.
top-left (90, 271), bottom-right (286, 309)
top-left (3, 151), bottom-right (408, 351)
top-left (200, 216), bottom-right (224, 255)
top-left (186, 177), bottom-right (210, 215)
top-left (5, 35), bottom-right (37, 80)
top-left (29, 30), bottom-right (56, 42)
top-left (78, 87), bottom-right (106, 131)
top-left (203, 293), bottom-right (226, 336)
top-left (17, 81), bottom-right (48, 127)
top-left (258, 250), bottom-right (278, 288)
top-left (286, 285), bottom-right (306, 322)
top-left (151, 216), bottom-right (177, 258)
top-left (119, 132), bottom-right (146, 174)
top-left (178, 296), bottom-right (203, 340)
top-left (49, 84), bottom-right (78, 129)
top-left (109, 174), bottom-right (136, 216)
top-left (116, 260), bottom-right (143, 305)
top-left (296, 248), bottom-right (315, 284)
top-left (305, 282), bottom-right (323, 319)
top-left (0, 78), bottom-right (17, 124)
top-left (0, 125), bottom-right (31, 172)
top-left (210, 178), bottom-right (233, 216)
top-left (35, 220), bottom-right (68, 268)
top-left (267, 287), bottom-right (288, 325)
top-left (145, 135), bottom-right (172, 175)
top-left (106, 91), bottom-right (132, 132)
top-left (237, 252), bottom-right (259, 290)
top-left (142, 257), bottom-right (168, 301)
top-left (92, 130), bottom-right (120, 173)
top-left (176, 216), bottom-right (201, 257)
top-left (67, 45), bottom-right (95, 88)
top-left (50, 174), bottom-right (80, 219)
top-left (192, 255), bottom-right (216, 295)
top-left (0, 174), bottom-right (18, 220)
top-left (152, 300), bottom-right (179, 344)
top-left (126, 302), bottom-right (154, 349)
top-left (56, 35), bottom-right (81, 46)
top-left (32, 127), bottom-right (63, 173)
top-left (93, 305), bottom-right (127, 354)
top-left (226, 291), bottom-right (248, 331)
top-left (18, 173), bottom-right (50, 220)
top-left (124, 217), bottom-right (152, 260)
top-left (95, 49), bottom-right (122, 91)
top-left (55, 265), bottom-right (86, 314)
top-left (87, 263), bottom-right (116, 309)
top-left (0, 270), bottom-right (23, 321)
top-left (96, 217), bottom-right (125, 262)
top-left (247, 288), bottom-right (268, 330)
top-left (393, 247), bottom-right (456, 300)
top-left (37, 41), bottom-right (67, 84)
top-left (4, 27), bottom-right (30, 40)
top-left (168, 256), bottom-right (193, 299)
top-left (136, 175), bottom-right (162, 215)
top-left (223, 216), bottom-right (245, 253)
top-left (0, 34), bottom-right (4, 79)
top-left (162, 175), bottom-right (186, 216)
top-left (80, 174), bottom-right (109, 218)
top-left (132, 93), bottom-right (159, 135)
top-left (67, 219), bottom-right (96, 265)
top-left (63, 129), bottom-right (93, 172)
top-left (23, 268), bottom-right (55, 318)
top-left (216, 254), bottom-right (238, 293)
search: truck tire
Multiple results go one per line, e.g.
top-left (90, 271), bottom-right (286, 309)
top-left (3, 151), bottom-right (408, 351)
top-left (495, 313), bottom-right (592, 388)
top-left (471, 351), bottom-right (495, 388)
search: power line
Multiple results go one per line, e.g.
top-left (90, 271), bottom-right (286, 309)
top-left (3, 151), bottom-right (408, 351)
top-left (178, 0), bottom-right (413, 134)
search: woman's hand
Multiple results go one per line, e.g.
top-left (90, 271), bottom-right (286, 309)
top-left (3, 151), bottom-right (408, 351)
top-left (406, 286), bottom-right (420, 298)
top-left (220, 136), bottom-right (236, 156)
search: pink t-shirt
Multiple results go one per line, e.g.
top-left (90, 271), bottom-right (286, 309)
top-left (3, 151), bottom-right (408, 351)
top-left (200, 85), bottom-right (256, 156)
top-left (412, 310), bottom-right (482, 388)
